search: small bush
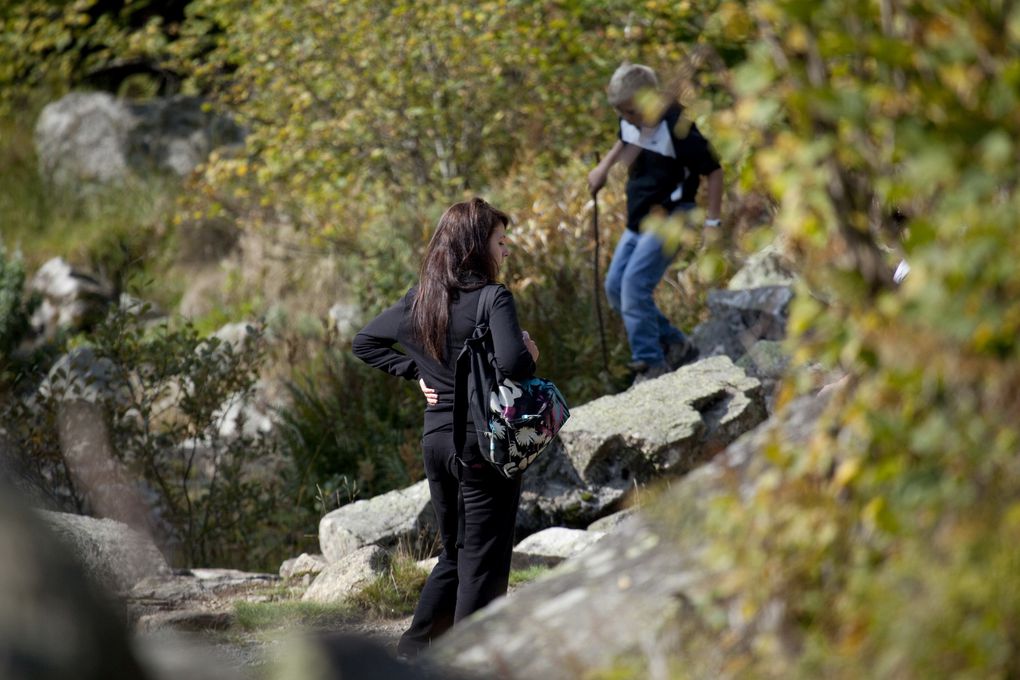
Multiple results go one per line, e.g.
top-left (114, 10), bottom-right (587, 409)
top-left (3, 302), bottom-right (296, 570)
top-left (347, 554), bottom-right (430, 620)
top-left (0, 242), bottom-right (34, 365)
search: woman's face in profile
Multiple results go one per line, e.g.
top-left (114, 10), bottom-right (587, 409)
top-left (488, 224), bottom-right (509, 273)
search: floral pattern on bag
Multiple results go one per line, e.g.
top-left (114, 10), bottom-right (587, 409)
top-left (484, 377), bottom-right (570, 478)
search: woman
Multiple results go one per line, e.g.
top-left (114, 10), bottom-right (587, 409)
top-left (352, 198), bottom-right (539, 657)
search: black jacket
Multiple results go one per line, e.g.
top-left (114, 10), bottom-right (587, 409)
top-left (352, 284), bottom-right (536, 439)
top-left (621, 102), bottom-right (721, 231)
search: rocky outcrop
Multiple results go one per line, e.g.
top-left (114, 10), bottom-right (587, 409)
top-left (319, 480), bottom-right (436, 563)
top-left (314, 357), bottom-right (767, 545)
top-left (34, 92), bottom-right (244, 189)
top-left (430, 393), bottom-right (831, 679)
top-left (516, 358), bottom-right (767, 533)
top-left (727, 241), bottom-right (797, 290)
top-left (128, 568), bottom-right (278, 631)
top-left (691, 286), bottom-right (794, 363)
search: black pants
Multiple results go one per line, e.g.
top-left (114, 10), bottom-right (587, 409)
top-left (396, 432), bottom-right (522, 656)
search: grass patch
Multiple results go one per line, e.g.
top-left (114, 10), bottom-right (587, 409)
top-left (233, 600), bottom-right (359, 632)
top-left (0, 115), bottom-right (182, 308)
top-left (347, 554), bottom-right (429, 619)
top-left (509, 564), bottom-right (550, 588)
top-left (235, 554), bottom-right (429, 632)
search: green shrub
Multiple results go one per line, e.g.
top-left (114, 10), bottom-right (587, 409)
top-left (277, 342), bottom-right (420, 517)
top-left (0, 242), bottom-right (33, 363)
top-left (3, 303), bottom-right (297, 570)
top-left (681, 1), bottom-right (1020, 678)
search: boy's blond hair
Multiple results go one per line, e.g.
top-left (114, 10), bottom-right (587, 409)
top-left (606, 62), bottom-right (660, 106)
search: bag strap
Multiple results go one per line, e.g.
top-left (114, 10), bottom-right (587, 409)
top-left (453, 284), bottom-right (500, 457)
top-left (473, 283), bottom-right (499, 330)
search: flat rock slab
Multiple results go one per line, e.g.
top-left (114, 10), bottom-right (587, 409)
top-left (127, 568), bottom-right (279, 632)
top-left (511, 527), bottom-right (606, 570)
top-left (319, 480), bottom-right (436, 563)
top-left (136, 608), bottom-right (234, 633)
top-left (558, 355), bottom-right (766, 486)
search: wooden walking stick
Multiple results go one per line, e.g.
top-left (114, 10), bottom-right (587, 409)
top-left (591, 160), bottom-right (610, 375)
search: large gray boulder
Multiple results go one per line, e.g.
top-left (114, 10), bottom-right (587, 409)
top-left (34, 91), bottom-right (243, 189)
top-left (37, 511), bottom-right (170, 594)
top-left (559, 355), bottom-right (767, 487)
top-left (280, 552), bottom-right (328, 580)
top-left (34, 92), bottom-right (133, 186)
top-left (28, 257), bottom-right (114, 343)
top-left (318, 480), bottom-right (436, 563)
top-left (430, 393), bottom-right (831, 679)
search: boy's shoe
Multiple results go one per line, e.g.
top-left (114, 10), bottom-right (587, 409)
top-left (663, 337), bottom-right (699, 370)
top-left (629, 360), bottom-right (671, 387)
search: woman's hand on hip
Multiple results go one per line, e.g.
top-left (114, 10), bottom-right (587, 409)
top-left (522, 330), bottom-right (539, 363)
top-left (418, 379), bottom-right (439, 406)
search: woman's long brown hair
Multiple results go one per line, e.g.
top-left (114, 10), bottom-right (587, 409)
top-left (410, 198), bottom-right (509, 361)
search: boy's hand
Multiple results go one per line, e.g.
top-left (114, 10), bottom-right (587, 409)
top-left (418, 379), bottom-right (438, 406)
top-left (587, 167), bottom-right (608, 195)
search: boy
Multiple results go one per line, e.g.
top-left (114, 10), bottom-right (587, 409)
top-left (588, 62), bottom-right (723, 384)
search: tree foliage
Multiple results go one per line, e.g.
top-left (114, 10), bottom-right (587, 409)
top-left (691, 1), bottom-right (1020, 677)
top-left (0, 243), bottom-right (35, 366)
top-left (8, 2), bottom-right (1020, 666)
top-left (174, 0), bottom-right (725, 240)
top-left (0, 0), bottom-right (194, 115)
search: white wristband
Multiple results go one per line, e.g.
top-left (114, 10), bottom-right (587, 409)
top-left (704, 218), bottom-right (721, 227)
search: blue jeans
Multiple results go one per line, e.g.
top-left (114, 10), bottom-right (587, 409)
top-left (605, 228), bottom-right (687, 365)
